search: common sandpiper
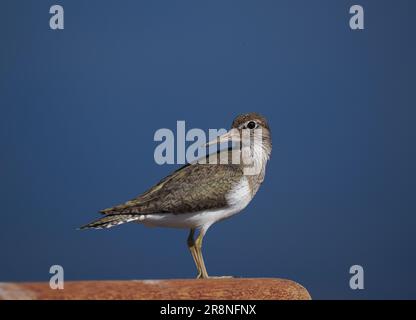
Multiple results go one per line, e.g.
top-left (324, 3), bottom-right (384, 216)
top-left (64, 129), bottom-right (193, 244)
top-left (81, 113), bottom-right (272, 279)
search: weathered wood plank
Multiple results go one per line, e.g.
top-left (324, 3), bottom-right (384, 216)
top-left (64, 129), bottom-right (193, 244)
top-left (0, 278), bottom-right (311, 300)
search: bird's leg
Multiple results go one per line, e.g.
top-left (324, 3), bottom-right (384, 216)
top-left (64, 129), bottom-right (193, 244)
top-left (193, 228), bottom-right (234, 279)
top-left (187, 229), bottom-right (202, 278)
top-left (195, 228), bottom-right (234, 280)
top-left (195, 229), bottom-right (209, 279)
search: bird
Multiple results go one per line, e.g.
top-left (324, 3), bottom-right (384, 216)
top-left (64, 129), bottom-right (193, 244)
top-left (80, 113), bottom-right (272, 279)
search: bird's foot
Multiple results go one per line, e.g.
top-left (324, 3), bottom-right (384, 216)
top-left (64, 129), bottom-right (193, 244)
top-left (196, 274), bottom-right (234, 279)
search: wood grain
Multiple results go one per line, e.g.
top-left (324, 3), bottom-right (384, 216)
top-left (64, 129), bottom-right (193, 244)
top-left (0, 278), bottom-right (311, 300)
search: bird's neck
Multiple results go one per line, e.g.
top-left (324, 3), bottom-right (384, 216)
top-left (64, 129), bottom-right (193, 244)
top-left (241, 135), bottom-right (271, 195)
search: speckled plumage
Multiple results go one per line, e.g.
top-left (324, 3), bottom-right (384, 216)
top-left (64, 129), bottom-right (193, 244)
top-left (80, 113), bottom-right (272, 278)
top-left (82, 113), bottom-right (271, 228)
top-left (100, 155), bottom-right (244, 216)
top-left (80, 112), bottom-right (272, 235)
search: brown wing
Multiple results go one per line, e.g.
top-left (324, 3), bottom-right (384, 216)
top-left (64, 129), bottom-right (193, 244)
top-left (100, 152), bottom-right (244, 215)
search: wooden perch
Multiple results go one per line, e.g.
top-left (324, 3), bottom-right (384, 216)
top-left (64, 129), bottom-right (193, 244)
top-left (0, 278), bottom-right (311, 300)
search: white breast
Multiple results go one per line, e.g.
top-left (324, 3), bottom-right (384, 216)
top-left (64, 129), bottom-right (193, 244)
top-left (139, 177), bottom-right (252, 230)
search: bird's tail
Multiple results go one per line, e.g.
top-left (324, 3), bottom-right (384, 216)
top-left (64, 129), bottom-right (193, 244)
top-left (79, 214), bottom-right (140, 230)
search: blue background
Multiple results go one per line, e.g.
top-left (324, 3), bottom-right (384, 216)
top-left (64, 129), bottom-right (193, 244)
top-left (0, 0), bottom-right (415, 299)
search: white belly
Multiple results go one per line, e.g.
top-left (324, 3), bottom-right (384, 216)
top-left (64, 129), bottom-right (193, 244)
top-left (138, 177), bottom-right (252, 230)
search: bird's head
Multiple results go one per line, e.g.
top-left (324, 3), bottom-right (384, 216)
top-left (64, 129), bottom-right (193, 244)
top-left (205, 113), bottom-right (272, 154)
top-left (231, 112), bottom-right (270, 132)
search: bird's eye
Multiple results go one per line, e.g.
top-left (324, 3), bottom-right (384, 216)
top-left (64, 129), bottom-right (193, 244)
top-left (247, 121), bottom-right (256, 129)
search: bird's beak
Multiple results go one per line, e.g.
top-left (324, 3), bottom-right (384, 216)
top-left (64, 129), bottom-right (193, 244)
top-left (204, 128), bottom-right (241, 147)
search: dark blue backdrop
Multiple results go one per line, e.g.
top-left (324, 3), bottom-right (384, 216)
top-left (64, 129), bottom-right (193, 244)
top-left (0, 0), bottom-right (415, 299)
